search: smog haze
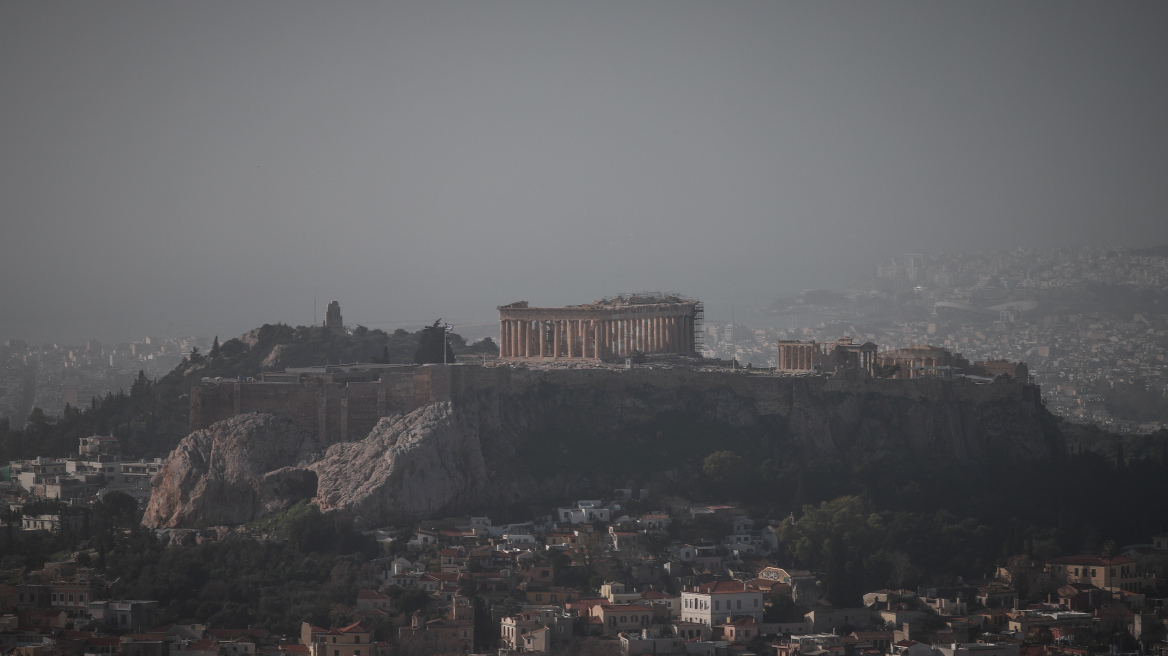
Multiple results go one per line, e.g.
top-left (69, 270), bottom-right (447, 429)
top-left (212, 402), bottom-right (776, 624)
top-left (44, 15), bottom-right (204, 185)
top-left (3, 1), bottom-right (1167, 343)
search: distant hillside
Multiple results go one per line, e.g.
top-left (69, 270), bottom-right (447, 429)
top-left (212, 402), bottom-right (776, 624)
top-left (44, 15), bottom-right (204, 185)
top-left (1131, 243), bottom-right (1168, 257)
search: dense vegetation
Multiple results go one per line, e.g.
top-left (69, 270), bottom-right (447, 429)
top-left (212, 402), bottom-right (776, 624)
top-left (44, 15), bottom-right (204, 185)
top-left (704, 427), bottom-right (1168, 605)
top-left (0, 496), bottom-right (386, 636)
top-left (0, 324), bottom-right (496, 462)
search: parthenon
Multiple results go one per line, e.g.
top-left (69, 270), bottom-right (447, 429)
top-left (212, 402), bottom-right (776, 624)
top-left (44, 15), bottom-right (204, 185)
top-left (497, 294), bottom-right (700, 360)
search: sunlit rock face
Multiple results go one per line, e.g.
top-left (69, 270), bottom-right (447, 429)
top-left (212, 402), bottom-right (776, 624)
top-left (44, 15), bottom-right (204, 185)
top-left (142, 412), bottom-right (323, 528)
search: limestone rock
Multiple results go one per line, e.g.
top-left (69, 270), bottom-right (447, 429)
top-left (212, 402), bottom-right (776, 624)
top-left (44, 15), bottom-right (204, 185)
top-left (311, 402), bottom-right (490, 527)
top-left (142, 412), bottom-right (324, 528)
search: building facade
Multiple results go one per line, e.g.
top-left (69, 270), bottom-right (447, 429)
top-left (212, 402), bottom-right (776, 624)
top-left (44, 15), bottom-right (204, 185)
top-left (498, 294), bottom-right (700, 360)
top-left (680, 580), bottom-right (763, 627)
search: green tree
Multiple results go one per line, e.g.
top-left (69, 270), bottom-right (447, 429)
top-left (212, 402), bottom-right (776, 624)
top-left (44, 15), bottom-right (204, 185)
top-left (414, 320), bottom-right (455, 364)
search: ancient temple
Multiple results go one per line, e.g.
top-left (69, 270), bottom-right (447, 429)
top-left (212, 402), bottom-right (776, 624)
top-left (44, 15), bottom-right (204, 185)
top-left (497, 294), bottom-right (701, 360)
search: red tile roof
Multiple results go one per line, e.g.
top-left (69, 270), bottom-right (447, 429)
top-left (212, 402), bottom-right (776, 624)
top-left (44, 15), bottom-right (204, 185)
top-left (692, 580), bottom-right (749, 595)
top-left (1049, 555), bottom-right (1136, 566)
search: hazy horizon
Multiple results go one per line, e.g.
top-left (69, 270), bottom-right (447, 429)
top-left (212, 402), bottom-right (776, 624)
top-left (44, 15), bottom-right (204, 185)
top-left (4, 2), bottom-right (1168, 345)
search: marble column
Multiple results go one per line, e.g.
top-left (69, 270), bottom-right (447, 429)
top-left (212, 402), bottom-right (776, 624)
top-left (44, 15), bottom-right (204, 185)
top-left (553, 321), bottom-right (562, 358)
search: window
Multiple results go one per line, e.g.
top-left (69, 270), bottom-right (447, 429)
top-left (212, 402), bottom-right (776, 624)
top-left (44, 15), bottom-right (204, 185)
top-left (354, 637), bottom-right (360, 644)
top-left (1091, 569), bottom-right (1097, 577)
top-left (609, 617), bottom-right (617, 627)
top-left (737, 600), bottom-right (741, 609)
top-left (715, 601), bottom-right (720, 610)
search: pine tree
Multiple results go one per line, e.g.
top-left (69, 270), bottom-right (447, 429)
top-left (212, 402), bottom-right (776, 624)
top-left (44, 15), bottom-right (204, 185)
top-left (210, 336), bottom-right (221, 358)
top-left (414, 320), bottom-right (455, 364)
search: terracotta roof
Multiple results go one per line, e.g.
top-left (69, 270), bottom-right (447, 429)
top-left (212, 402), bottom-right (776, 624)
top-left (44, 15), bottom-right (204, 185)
top-left (356, 589), bottom-right (390, 600)
top-left (208, 629), bottom-right (270, 639)
top-left (599, 604), bottom-right (645, 612)
top-left (124, 634), bottom-right (169, 642)
top-left (692, 580), bottom-right (749, 595)
top-left (1049, 555), bottom-right (1136, 566)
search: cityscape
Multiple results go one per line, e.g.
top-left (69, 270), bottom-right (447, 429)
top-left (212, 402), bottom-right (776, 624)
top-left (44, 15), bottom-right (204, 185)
top-left (3, 3), bottom-right (1168, 656)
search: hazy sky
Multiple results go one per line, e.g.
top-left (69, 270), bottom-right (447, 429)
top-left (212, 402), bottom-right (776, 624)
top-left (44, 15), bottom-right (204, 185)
top-left (3, 2), bottom-right (1167, 344)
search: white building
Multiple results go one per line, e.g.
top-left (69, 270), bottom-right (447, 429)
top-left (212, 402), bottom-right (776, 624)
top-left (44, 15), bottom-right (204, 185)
top-left (680, 580), bottom-right (763, 627)
top-left (936, 644), bottom-right (1019, 656)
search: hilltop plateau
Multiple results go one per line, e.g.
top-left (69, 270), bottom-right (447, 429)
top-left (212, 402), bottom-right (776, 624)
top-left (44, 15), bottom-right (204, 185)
top-left (143, 365), bottom-right (1064, 529)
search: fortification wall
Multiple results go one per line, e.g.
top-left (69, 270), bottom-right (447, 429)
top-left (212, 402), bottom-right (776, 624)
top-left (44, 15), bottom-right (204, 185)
top-left (190, 367), bottom-right (442, 439)
top-left (190, 364), bottom-right (1043, 442)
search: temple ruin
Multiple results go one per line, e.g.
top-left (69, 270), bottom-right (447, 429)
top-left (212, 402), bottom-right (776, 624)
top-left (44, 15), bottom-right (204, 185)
top-left (777, 337), bottom-right (879, 374)
top-left (497, 293), bottom-right (702, 360)
top-left (776, 338), bottom-right (1028, 381)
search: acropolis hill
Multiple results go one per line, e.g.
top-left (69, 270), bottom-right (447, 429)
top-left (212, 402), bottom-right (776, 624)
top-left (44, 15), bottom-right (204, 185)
top-left (151, 357), bottom-right (1064, 529)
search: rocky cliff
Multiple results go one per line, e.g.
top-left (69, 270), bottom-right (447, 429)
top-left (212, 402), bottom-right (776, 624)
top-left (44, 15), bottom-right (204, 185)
top-left (144, 369), bottom-right (1065, 529)
top-left (142, 412), bottom-right (324, 528)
